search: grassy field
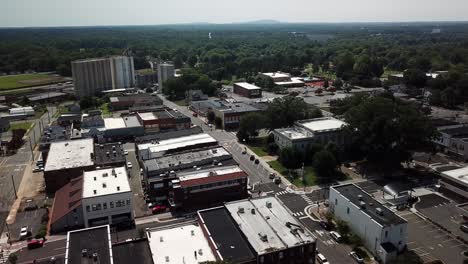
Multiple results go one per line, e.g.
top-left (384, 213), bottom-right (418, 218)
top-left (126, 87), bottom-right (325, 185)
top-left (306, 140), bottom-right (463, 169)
top-left (0, 73), bottom-right (66, 90)
top-left (246, 137), bottom-right (269, 157)
top-left (9, 122), bottom-right (34, 131)
top-left (267, 160), bottom-right (317, 187)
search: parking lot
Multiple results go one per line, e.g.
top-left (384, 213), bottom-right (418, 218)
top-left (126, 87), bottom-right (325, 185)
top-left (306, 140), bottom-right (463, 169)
top-left (398, 210), bottom-right (468, 263)
top-left (9, 205), bottom-right (47, 241)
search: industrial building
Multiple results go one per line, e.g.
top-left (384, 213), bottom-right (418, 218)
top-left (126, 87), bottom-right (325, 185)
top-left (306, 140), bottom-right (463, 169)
top-left (72, 56), bottom-right (135, 97)
top-left (273, 117), bottom-right (348, 151)
top-left (157, 63), bottom-right (175, 92)
top-left (329, 184), bottom-right (408, 264)
top-left (44, 138), bottom-right (95, 193)
top-left (81, 115), bottom-right (144, 142)
top-left (233, 82), bottom-right (262, 98)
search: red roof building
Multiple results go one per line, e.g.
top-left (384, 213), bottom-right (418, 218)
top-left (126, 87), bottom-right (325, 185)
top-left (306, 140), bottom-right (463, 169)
top-left (50, 177), bottom-right (85, 233)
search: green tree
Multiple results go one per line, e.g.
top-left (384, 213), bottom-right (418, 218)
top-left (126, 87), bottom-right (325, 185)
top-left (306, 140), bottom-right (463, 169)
top-left (187, 55), bottom-right (198, 67)
top-left (403, 69), bottom-right (427, 88)
top-left (214, 116), bottom-right (223, 129)
top-left (238, 112), bottom-right (266, 141)
top-left (333, 78), bottom-right (343, 89)
top-left (265, 97), bottom-right (322, 130)
top-left (207, 111), bottom-right (216, 124)
top-left (441, 87), bottom-right (456, 108)
top-left (8, 253), bottom-right (18, 264)
top-left (279, 147), bottom-right (303, 169)
top-left (313, 150), bottom-right (337, 179)
top-left (163, 77), bottom-right (186, 100)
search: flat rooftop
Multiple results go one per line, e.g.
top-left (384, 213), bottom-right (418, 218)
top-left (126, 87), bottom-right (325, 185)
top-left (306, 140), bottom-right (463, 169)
top-left (262, 72), bottom-right (290, 78)
top-left (235, 82), bottom-right (261, 90)
top-left (275, 127), bottom-right (310, 140)
top-left (177, 165), bottom-right (243, 182)
top-left (65, 225), bottom-right (113, 264)
top-left (298, 117), bottom-right (347, 133)
top-left (143, 147), bottom-right (231, 172)
top-left (44, 138), bottom-right (94, 172)
top-left (332, 184), bottom-right (407, 226)
top-left (218, 102), bottom-right (260, 114)
top-left (82, 167), bottom-right (130, 198)
top-left (94, 143), bottom-right (125, 166)
top-left (112, 239), bottom-right (154, 264)
top-left (138, 133), bottom-right (217, 155)
top-left (198, 207), bottom-right (255, 263)
top-left (275, 77), bottom-right (305, 86)
top-left (147, 222), bottom-right (216, 264)
top-left (104, 118), bottom-right (126, 129)
top-left (441, 166), bottom-right (468, 185)
top-left (225, 196), bottom-right (315, 255)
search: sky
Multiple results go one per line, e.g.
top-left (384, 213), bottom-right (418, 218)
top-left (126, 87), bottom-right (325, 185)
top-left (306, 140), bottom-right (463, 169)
top-left (2, 0), bottom-right (468, 27)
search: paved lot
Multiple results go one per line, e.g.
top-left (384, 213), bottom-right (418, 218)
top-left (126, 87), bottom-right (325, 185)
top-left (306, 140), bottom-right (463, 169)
top-left (124, 144), bottom-right (150, 218)
top-left (398, 210), bottom-right (468, 264)
top-left (9, 207), bottom-right (47, 241)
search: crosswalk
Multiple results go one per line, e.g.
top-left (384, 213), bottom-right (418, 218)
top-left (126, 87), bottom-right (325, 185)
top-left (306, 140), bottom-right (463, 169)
top-left (0, 249), bottom-right (11, 264)
top-left (275, 190), bottom-right (289, 196)
top-left (292, 211), bottom-right (306, 217)
top-left (311, 230), bottom-right (337, 246)
top-left (301, 194), bottom-right (315, 205)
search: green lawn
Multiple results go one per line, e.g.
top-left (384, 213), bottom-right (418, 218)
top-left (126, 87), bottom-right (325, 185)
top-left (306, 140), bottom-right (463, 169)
top-left (172, 99), bottom-right (188, 106)
top-left (246, 137), bottom-right (269, 157)
top-left (267, 160), bottom-right (318, 187)
top-left (0, 73), bottom-right (66, 90)
top-left (9, 122), bottom-right (34, 131)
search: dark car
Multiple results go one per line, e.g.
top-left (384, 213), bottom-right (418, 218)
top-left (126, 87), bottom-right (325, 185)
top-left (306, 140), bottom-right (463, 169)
top-left (250, 155), bottom-right (255, 161)
top-left (27, 239), bottom-right (45, 249)
top-left (319, 221), bottom-right (332, 231)
top-left (269, 173), bottom-right (276, 179)
top-left (151, 205), bottom-right (167, 214)
top-left (460, 224), bottom-right (468, 233)
top-left (254, 159), bottom-right (260, 164)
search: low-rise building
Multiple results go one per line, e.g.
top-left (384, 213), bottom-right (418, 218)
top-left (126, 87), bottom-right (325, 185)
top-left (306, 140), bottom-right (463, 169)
top-left (433, 124), bottom-right (468, 162)
top-left (233, 82), bottom-right (262, 98)
top-left (109, 94), bottom-right (162, 111)
top-left (136, 109), bottom-right (191, 133)
top-left (273, 117), bottom-right (348, 151)
top-left (261, 72), bottom-right (304, 88)
top-left (186, 89), bottom-right (208, 103)
top-left (329, 184), bottom-right (407, 263)
top-left (9, 106), bottom-right (34, 116)
top-left (81, 115), bottom-right (144, 142)
top-left (50, 167), bottom-right (134, 232)
top-left (438, 166), bottom-right (468, 199)
top-left (137, 133), bottom-right (217, 160)
top-left (44, 138), bottom-right (95, 193)
top-left (94, 143), bottom-right (126, 168)
top-left (169, 165), bottom-right (248, 210)
top-left (136, 70), bottom-right (158, 88)
top-left (39, 125), bottom-right (72, 163)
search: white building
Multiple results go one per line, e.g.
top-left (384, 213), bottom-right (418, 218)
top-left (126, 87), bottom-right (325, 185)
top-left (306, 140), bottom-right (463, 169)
top-left (147, 222), bottom-right (216, 264)
top-left (329, 184), bottom-right (407, 264)
top-left (9, 106), bottom-right (34, 116)
top-left (273, 117), bottom-right (347, 151)
top-left (260, 72), bottom-right (304, 87)
top-left (439, 166), bottom-right (468, 199)
top-left (81, 167), bottom-right (134, 227)
top-left (157, 63), bottom-right (175, 91)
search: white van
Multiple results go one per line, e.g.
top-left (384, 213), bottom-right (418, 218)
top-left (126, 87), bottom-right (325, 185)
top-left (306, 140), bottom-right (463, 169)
top-left (317, 253), bottom-right (330, 264)
top-left (329, 231), bottom-right (342, 242)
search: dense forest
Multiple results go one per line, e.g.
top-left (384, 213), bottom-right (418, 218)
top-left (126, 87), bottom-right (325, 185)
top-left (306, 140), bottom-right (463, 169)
top-left (1, 23), bottom-right (468, 90)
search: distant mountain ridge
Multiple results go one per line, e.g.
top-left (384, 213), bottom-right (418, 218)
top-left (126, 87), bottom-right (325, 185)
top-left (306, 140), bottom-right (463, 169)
top-left (239, 19), bottom-right (283, 24)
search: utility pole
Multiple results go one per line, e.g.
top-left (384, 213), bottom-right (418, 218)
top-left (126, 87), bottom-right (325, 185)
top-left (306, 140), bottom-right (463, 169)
top-left (11, 175), bottom-right (17, 199)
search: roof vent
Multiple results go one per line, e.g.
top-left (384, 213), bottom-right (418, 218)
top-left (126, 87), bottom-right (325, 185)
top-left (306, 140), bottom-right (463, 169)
top-left (191, 230), bottom-right (195, 236)
top-left (93, 190), bottom-right (97, 195)
top-left (93, 177), bottom-right (97, 181)
top-left (103, 173), bottom-right (108, 177)
top-left (251, 208), bottom-right (256, 214)
top-left (160, 236), bottom-right (164, 242)
top-left (360, 201), bottom-right (366, 208)
top-left (357, 194), bottom-right (363, 200)
top-left (266, 201), bottom-right (272, 208)
top-left (165, 256), bottom-right (169, 262)
top-left (102, 183), bottom-right (107, 188)
top-left (376, 207), bottom-right (383, 216)
top-left (117, 186), bottom-right (120, 191)
top-left (238, 207), bottom-right (244, 214)
top-left (258, 233), bottom-right (268, 242)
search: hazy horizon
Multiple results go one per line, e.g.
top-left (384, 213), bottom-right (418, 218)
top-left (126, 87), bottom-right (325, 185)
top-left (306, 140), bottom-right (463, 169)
top-left (2, 0), bottom-right (468, 28)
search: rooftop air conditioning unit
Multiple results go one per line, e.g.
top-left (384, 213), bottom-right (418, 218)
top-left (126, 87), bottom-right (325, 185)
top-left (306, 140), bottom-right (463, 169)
top-left (359, 201), bottom-right (366, 208)
top-left (251, 208), bottom-right (256, 214)
top-left (357, 194), bottom-right (363, 200)
top-left (266, 201), bottom-right (272, 208)
top-left (376, 207), bottom-right (383, 216)
top-left (238, 207), bottom-right (245, 213)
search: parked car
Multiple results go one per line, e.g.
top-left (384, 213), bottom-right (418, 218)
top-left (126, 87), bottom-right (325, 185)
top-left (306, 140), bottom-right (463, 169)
top-left (126, 161), bottom-right (132, 169)
top-left (27, 239), bottom-right (45, 249)
top-left (274, 176), bottom-right (281, 184)
top-left (254, 159), bottom-right (260, 164)
top-left (241, 149), bottom-right (247, 154)
top-left (250, 155), bottom-right (255, 161)
top-left (269, 173), bottom-right (276, 179)
top-left (349, 251), bottom-right (364, 263)
top-left (460, 224), bottom-right (468, 233)
top-left (32, 167), bottom-right (43, 173)
top-left (151, 205), bottom-right (167, 214)
top-left (124, 151), bottom-right (129, 155)
top-left (316, 253), bottom-right (330, 264)
top-left (192, 112), bottom-right (198, 117)
top-left (330, 231), bottom-right (342, 242)
top-left (319, 221), bottom-right (332, 231)
top-left (19, 226), bottom-right (29, 239)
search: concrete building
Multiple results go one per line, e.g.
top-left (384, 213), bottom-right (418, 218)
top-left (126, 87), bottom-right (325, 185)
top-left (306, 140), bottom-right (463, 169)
top-left (72, 56), bottom-right (135, 97)
top-left (438, 166), bottom-right (468, 199)
top-left (39, 125), bottom-right (72, 163)
top-left (169, 165), bottom-right (248, 210)
top-left (81, 115), bottom-right (144, 142)
top-left (273, 117), bottom-right (348, 151)
top-left (329, 184), bottom-right (408, 263)
top-left (44, 138), bottom-right (95, 193)
top-left (81, 167), bottom-right (133, 228)
top-left (137, 133), bottom-right (217, 160)
top-left (136, 109), bottom-right (191, 134)
top-left (157, 63), bottom-right (175, 92)
top-left (94, 143), bottom-right (126, 168)
top-left (136, 70), bottom-right (158, 88)
top-left (146, 222), bottom-right (217, 264)
top-left (222, 196), bottom-right (316, 263)
top-left (64, 225), bottom-right (153, 264)
top-left (261, 72), bottom-right (304, 88)
top-left (233, 82), bottom-right (262, 98)
top-left (9, 106), bottom-right (34, 116)
top-left (433, 124), bottom-right (468, 162)
top-left (109, 94), bottom-right (162, 111)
